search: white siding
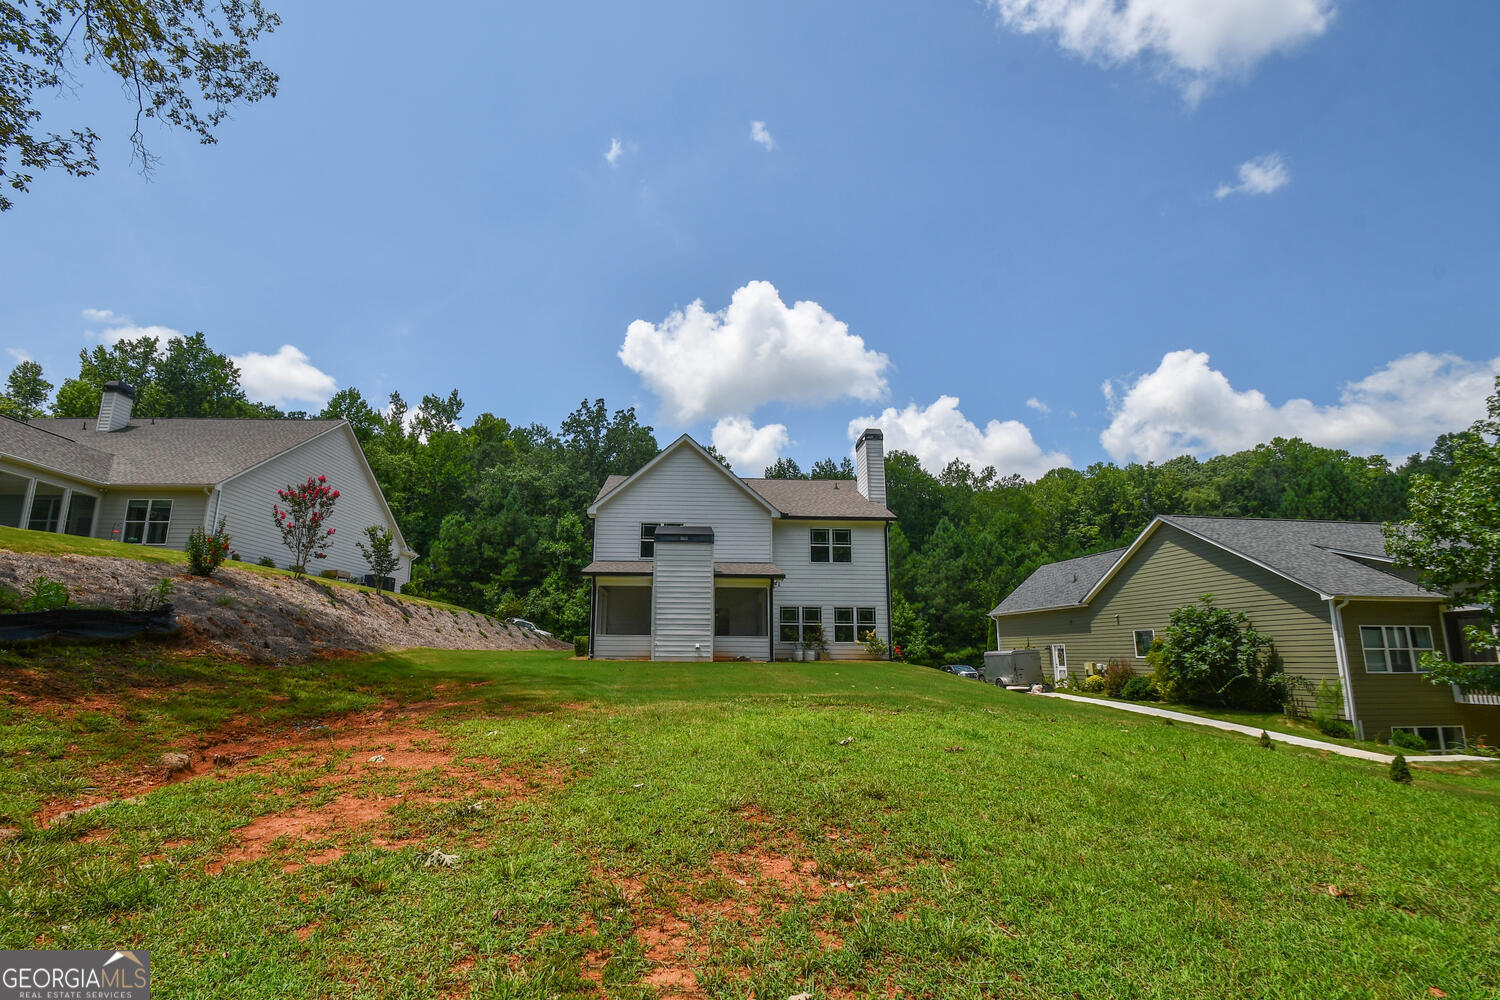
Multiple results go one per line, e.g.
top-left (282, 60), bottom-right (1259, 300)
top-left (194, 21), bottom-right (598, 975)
top-left (717, 635), bottom-right (769, 660)
top-left (94, 489), bottom-right (209, 552)
top-left (652, 539), bottom-right (714, 661)
top-left (595, 635), bottom-right (652, 659)
top-left (213, 427), bottom-right (411, 587)
top-left (773, 520), bottom-right (890, 661)
top-left (594, 446), bottom-right (772, 562)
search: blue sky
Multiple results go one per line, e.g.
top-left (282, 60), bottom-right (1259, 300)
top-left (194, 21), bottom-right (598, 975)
top-left (4, 1), bottom-right (1498, 477)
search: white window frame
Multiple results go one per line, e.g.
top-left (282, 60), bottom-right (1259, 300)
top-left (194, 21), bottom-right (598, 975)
top-left (1132, 628), bottom-right (1155, 658)
top-left (810, 528), bottom-right (852, 564)
top-left (1391, 725), bottom-right (1466, 753)
top-left (780, 606), bottom-right (824, 644)
top-left (639, 522), bottom-right (681, 559)
top-left (1360, 625), bottom-right (1435, 673)
top-left (123, 498), bottom-right (173, 545)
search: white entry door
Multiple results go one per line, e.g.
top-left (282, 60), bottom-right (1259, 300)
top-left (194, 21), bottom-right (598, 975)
top-left (1050, 644), bottom-right (1068, 683)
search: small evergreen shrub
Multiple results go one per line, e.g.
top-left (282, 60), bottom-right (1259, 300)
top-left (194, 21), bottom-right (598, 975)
top-left (574, 635), bottom-right (589, 657)
top-left (1389, 754), bottom-right (1413, 784)
top-left (1315, 716), bottom-right (1356, 740)
top-left (187, 518), bottom-right (231, 577)
top-left (1259, 730), bottom-right (1274, 749)
top-left (1120, 676), bottom-right (1157, 701)
top-left (1389, 730), bottom-right (1427, 752)
top-left (257, 556), bottom-right (276, 568)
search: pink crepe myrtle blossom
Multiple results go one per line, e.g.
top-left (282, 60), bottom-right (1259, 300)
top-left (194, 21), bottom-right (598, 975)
top-left (272, 475), bottom-right (341, 578)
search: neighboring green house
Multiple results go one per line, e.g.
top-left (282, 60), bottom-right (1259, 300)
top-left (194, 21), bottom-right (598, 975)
top-left (989, 515), bottom-right (1498, 750)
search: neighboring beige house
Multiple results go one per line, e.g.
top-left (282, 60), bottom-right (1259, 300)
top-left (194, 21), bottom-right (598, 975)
top-left (583, 430), bottom-right (895, 661)
top-left (0, 382), bottom-right (416, 589)
top-left (989, 515), bottom-right (1499, 749)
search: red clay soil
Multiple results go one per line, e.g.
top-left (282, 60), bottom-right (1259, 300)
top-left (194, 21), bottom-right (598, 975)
top-left (0, 550), bottom-right (569, 662)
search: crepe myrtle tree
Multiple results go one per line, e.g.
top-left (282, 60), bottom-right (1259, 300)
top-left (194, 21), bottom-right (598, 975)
top-left (273, 476), bottom-right (339, 578)
top-left (355, 525), bottom-right (400, 595)
top-left (1385, 375), bottom-right (1500, 694)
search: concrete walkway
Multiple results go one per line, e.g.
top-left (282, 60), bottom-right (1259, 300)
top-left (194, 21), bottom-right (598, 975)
top-left (1039, 691), bottom-right (1497, 764)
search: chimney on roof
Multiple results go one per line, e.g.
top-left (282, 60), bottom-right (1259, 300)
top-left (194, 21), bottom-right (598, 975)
top-left (855, 427), bottom-right (885, 506)
top-left (96, 381), bottom-right (135, 432)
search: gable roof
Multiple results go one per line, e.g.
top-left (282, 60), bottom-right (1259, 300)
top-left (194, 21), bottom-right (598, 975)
top-left (989, 547), bottom-right (1128, 616)
top-left (991, 515), bottom-right (1437, 618)
top-left (21, 418), bottom-right (343, 486)
top-left (586, 435), bottom-right (781, 519)
top-left (591, 448), bottom-right (895, 521)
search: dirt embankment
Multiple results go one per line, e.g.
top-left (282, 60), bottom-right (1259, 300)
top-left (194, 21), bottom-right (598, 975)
top-left (0, 550), bottom-right (569, 662)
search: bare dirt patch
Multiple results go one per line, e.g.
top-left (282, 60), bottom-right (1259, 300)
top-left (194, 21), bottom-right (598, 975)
top-left (0, 550), bottom-right (568, 662)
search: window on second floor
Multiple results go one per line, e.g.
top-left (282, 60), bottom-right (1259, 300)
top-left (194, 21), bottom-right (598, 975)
top-left (639, 522), bottom-right (682, 558)
top-left (810, 528), bottom-right (852, 563)
top-left (1360, 625), bottom-right (1434, 673)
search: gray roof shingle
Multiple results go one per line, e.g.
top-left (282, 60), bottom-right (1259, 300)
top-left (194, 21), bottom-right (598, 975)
top-left (0, 417), bottom-right (116, 481)
top-left (991, 516), bottom-right (1436, 617)
top-left (593, 474), bottom-right (894, 520)
top-left (990, 547), bottom-right (1128, 616)
top-left (21, 418), bottom-right (344, 486)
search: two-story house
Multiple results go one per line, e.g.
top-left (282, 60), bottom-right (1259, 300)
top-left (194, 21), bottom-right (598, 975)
top-left (583, 429), bottom-right (895, 661)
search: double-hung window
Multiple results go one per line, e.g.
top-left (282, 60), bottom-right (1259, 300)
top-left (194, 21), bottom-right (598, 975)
top-left (1133, 629), bottom-right (1155, 658)
top-left (810, 528), bottom-right (852, 563)
top-left (123, 499), bottom-right (172, 545)
top-left (780, 606), bottom-right (823, 644)
top-left (1360, 625), bottom-right (1434, 673)
top-left (834, 606), bottom-right (877, 643)
top-left (639, 523), bottom-right (681, 558)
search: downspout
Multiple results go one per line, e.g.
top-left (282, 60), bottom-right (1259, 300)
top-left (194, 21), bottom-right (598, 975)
top-left (767, 583), bottom-right (773, 663)
top-left (588, 578), bottom-right (596, 661)
top-left (1327, 597), bottom-right (1363, 741)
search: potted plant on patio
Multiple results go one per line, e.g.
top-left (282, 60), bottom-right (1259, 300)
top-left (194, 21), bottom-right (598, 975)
top-left (806, 625), bottom-right (830, 662)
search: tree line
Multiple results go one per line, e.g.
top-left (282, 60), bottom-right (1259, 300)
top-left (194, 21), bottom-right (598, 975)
top-left (0, 334), bottom-right (1469, 660)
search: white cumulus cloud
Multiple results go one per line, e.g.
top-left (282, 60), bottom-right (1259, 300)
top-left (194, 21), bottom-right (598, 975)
top-left (619, 280), bottom-right (890, 423)
top-left (849, 396), bottom-right (1070, 480)
top-left (1025, 396), bottom-right (1051, 414)
top-left (604, 138), bottom-right (625, 166)
top-left (6, 347), bottom-right (32, 364)
top-left (989, 0), bottom-right (1337, 103)
top-left (232, 345), bottom-right (338, 408)
top-left (1216, 152), bottom-right (1289, 198)
top-left (750, 120), bottom-right (776, 151)
top-left (712, 416), bottom-right (790, 472)
top-left (1100, 349), bottom-right (1500, 463)
top-left (82, 308), bottom-right (184, 346)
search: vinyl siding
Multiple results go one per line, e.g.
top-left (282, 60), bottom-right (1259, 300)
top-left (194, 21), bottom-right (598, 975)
top-left (1342, 601), bottom-right (1499, 743)
top-left (995, 524), bottom-right (1343, 713)
top-left (716, 636), bottom-right (769, 660)
top-left (94, 489), bottom-right (210, 552)
top-left (595, 635), bottom-right (652, 659)
top-left (651, 540), bottom-right (714, 661)
top-left (214, 427), bottom-right (411, 588)
top-left (772, 521), bottom-right (889, 661)
top-left (594, 446), bottom-right (772, 562)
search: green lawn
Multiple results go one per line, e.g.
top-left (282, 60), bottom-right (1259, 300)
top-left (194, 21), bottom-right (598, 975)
top-left (0, 524), bottom-right (466, 612)
top-left (2, 645), bottom-right (1497, 999)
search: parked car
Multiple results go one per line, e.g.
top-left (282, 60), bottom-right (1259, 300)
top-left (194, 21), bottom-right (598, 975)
top-left (943, 664), bottom-right (979, 679)
top-left (507, 617), bottom-right (553, 638)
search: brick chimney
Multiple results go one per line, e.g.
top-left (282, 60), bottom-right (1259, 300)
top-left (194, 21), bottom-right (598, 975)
top-left (855, 428), bottom-right (885, 506)
top-left (96, 381), bottom-right (135, 432)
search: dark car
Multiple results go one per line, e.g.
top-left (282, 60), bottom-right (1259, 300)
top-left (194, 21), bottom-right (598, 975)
top-left (943, 664), bottom-right (979, 679)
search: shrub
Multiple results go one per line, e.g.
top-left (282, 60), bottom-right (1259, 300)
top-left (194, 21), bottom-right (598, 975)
top-left (1259, 730), bottom-right (1274, 749)
top-left (127, 577), bottom-right (174, 612)
top-left (1079, 674), bottom-right (1107, 693)
top-left (1389, 754), bottom-right (1413, 784)
top-left (1389, 729), bottom-right (1427, 752)
top-left (272, 475), bottom-right (340, 578)
top-left (1151, 595), bottom-right (1286, 710)
top-left (1315, 716), bottom-right (1356, 740)
top-left (186, 518), bottom-right (231, 577)
top-left (257, 556), bottom-right (276, 568)
top-left (862, 629), bottom-right (888, 660)
top-left (20, 575), bottom-right (69, 612)
top-left (355, 525), bottom-right (400, 595)
top-left (1120, 676), bottom-right (1157, 701)
top-left (574, 635), bottom-right (589, 658)
top-left (1101, 659), bottom-right (1135, 697)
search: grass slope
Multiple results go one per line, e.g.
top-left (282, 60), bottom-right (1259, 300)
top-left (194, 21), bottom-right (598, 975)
top-left (0, 524), bottom-right (463, 611)
top-left (1, 647), bottom-right (1496, 999)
